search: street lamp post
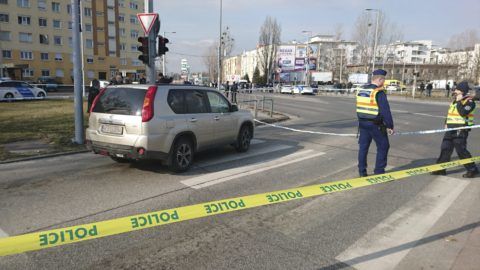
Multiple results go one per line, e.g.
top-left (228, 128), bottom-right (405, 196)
top-left (162, 31), bottom-right (176, 75)
top-left (366, 8), bottom-right (380, 72)
top-left (302, 31), bottom-right (312, 85)
top-left (217, 0), bottom-right (222, 91)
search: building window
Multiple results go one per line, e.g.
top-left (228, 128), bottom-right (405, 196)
top-left (55, 69), bottom-right (64, 77)
top-left (51, 2), bottom-right (60, 12)
top-left (129, 15), bottom-right (137, 24)
top-left (130, 30), bottom-right (138, 39)
top-left (109, 51), bottom-right (116, 56)
top-left (39, 34), bottom-right (49, 44)
top-left (39, 17), bottom-right (47, 27)
top-left (17, 0), bottom-right (29, 8)
top-left (119, 28), bottom-right (125, 36)
top-left (54, 53), bottom-right (62, 61)
top-left (23, 68), bottom-right (34, 77)
top-left (86, 39), bottom-right (93, 48)
top-left (40, 52), bottom-right (49, 60)
top-left (130, 45), bottom-right (137, 51)
top-left (129, 2), bottom-right (138, 9)
top-left (118, 14), bottom-right (125, 22)
top-left (41, 69), bottom-right (50, 76)
top-left (0, 31), bottom-right (10, 41)
top-left (19, 32), bottom-right (32, 42)
top-left (0, 0), bottom-right (8, 4)
top-left (86, 56), bottom-right (93, 63)
top-left (120, 58), bottom-right (127, 65)
top-left (2, 50), bottom-right (12, 59)
top-left (120, 43), bottom-right (126, 51)
top-left (85, 24), bottom-right (92, 32)
top-left (53, 19), bottom-right (61, 29)
top-left (67, 4), bottom-right (71, 14)
top-left (53, 36), bottom-right (62, 45)
top-left (18, 15), bottom-right (31, 25)
top-left (68, 21), bottom-right (72, 29)
top-left (20, 51), bottom-right (33, 59)
top-left (68, 37), bottom-right (72, 47)
top-left (0, 13), bottom-right (9, 23)
top-left (38, 0), bottom-right (46, 10)
top-left (132, 59), bottom-right (141, 66)
top-left (84, 7), bottom-right (92, 17)
top-left (119, 0), bottom-right (124, 7)
top-left (87, 70), bottom-right (95, 79)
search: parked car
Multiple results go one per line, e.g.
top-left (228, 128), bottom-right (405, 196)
top-left (0, 80), bottom-right (47, 101)
top-left (280, 85), bottom-right (293, 94)
top-left (86, 84), bottom-right (254, 172)
top-left (37, 76), bottom-right (59, 92)
top-left (0, 77), bottom-right (12, 82)
top-left (295, 85), bottom-right (314, 95)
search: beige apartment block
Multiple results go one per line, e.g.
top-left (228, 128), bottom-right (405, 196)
top-left (0, 0), bottom-right (146, 84)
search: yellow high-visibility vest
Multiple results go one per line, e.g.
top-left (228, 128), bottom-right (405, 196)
top-left (356, 87), bottom-right (383, 120)
top-left (446, 98), bottom-right (475, 126)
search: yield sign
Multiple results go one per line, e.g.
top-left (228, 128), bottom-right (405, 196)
top-left (137, 13), bottom-right (158, 35)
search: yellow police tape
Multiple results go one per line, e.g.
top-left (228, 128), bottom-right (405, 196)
top-left (1, 156), bottom-right (479, 257)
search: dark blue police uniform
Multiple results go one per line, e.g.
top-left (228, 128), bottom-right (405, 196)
top-left (357, 70), bottom-right (394, 176)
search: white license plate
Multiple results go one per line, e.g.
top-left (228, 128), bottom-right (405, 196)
top-left (100, 124), bottom-right (123, 135)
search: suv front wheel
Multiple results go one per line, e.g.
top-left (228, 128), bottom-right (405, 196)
top-left (235, 125), bottom-right (252, 152)
top-left (169, 138), bottom-right (194, 172)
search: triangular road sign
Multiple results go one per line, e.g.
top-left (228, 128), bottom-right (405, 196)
top-left (137, 13), bottom-right (158, 35)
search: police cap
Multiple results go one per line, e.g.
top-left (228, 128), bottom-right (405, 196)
top-left (456, 81), bottom-right (471, 94)
top-left (372, 69), bottom-right (387, 76)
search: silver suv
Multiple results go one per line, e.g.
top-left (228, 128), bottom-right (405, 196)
top-left (86, 84), bottom-right (254, 172)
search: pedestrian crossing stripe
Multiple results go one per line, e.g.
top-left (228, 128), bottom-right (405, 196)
top-left (0, 157), bottom-right (479, 257)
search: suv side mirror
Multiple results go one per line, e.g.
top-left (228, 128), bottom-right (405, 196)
top-left (230, 104), bottom-right (238, 112)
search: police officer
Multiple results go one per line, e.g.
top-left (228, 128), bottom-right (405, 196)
top-left (431, 81), bottom-right (479, 178)
top-left (356, 69), bottom-right (394, 177)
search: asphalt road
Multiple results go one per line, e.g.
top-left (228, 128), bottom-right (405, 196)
top-left (1, 93), bottom-right (479, 269)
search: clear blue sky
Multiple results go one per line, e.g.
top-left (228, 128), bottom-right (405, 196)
top-left (153, 0), bottom-right (480, 73)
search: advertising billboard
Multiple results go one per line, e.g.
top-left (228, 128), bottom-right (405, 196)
top-left (277, 45), bottom-right (296, 72)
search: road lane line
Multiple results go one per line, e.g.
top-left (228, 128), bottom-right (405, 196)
top-left (336, 176), bottom-right (469, 270)
top-left (413, 112), bottom-right (444, 118)
top-left (250, 139), bottom-right (265, 145)
top-left (194, 144), bottom-right (293, 168)
top-left (183, 150), bottom-right (325, 189)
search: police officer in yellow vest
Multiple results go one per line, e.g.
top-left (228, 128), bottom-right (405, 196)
top-left (357, 69), bottom-right (394, 177)
top-left (431, 81), bottom-right (479, 178)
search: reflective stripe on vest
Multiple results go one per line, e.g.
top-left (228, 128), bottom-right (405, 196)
top-left (356, 87), bottom-right (382, 119)
top-left (446, 98), bottom-right (475, 126)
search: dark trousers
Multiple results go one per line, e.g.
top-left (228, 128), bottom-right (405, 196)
top-left (436, 130), bottom-right (478, 172)
top-left (358, 122), bottom-right (390, 175)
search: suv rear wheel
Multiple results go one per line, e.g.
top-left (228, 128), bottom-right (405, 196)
top-left (235, 125), bottom-right (252, 152)
top-left (169, 138), bottom-right (194, 172)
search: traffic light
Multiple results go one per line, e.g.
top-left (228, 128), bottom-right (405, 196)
top-left (137, 36), bottom-right (149, 65)
top-left (157, 35), bottom-right (169, 56)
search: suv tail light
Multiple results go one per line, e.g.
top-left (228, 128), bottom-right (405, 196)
top-left (142, 86), bottom-right (158, 122)
top-left (90, 88), bottom-right (107, 113)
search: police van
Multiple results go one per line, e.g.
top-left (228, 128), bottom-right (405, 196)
top-left (0, 80), bottom-right (47, 101)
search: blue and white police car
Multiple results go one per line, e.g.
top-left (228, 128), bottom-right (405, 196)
top-left (0, 80), bottom-right (47, 101)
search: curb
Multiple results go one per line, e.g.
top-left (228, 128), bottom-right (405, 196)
top-left (0, 149), bottom-right (90, 165)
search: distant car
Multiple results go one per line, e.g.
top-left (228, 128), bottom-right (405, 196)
top-left (90, 80), bottom-right (110, 88)
top-left (296, 85), bottom-right (314, 95)
top-left (280, 85), bottom-right (293, 94)
top-left (0, 80), bottom-right (47, 101)
top-left (37, 76), bottom-right (59, 92)
top-left (0, 77), bottom-right (12, 82)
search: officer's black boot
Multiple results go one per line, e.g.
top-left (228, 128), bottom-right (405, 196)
top-left (462, 170), bottom-right (479, 178)
top-left (430, 169), bottom-right (447, 176)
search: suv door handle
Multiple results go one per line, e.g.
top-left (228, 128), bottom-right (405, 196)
top-left (189, 118), bottom-right (197, 123)
top-left (214, 116), bottom-right (220, 121)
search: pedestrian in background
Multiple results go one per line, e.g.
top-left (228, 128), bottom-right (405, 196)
top-left (445, 82), bottom-right (451, 97)
top-left (420, 82), bottom-right (425, 96)
top-left (426, 82), bottom-right (433, 97)
top-left (431, 81), bottom-right (479, 178)
top-left (87, 79), bottom-right (100, 112)
top-left (139, 74), bottom-right (146, 84)
top-left (356, 69), bottom-right (394, 177)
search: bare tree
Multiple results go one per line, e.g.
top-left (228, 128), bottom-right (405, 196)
top-left (203, 42), bottom-right (219, 83)
top-left (333, 23), bottom-right (344, 41)
top-left (257, 16), bottom-right (281, 83)
top-left (221, 26), bottom-right (235, 57)
top-left (351, 11), bottom-right (403, 74)
top-left (447, 29), bottom-right (479, 50)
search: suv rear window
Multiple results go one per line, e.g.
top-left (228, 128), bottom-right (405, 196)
top-left (92, 87), bottom-right (146, 116)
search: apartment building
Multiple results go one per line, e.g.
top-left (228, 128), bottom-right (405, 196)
top-left (0, 0), bottom-right (145, 84)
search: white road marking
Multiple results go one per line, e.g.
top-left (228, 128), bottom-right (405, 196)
top-left (250, 139), bottom-right (265, 145)
top-left (194, 144), bottom-right (293, 168)
top-left (392, 109), bottom-right (409, 113)
top-left (412, 112), bottom-right (444, 118)
top-left (336, 176), bottom-right (469, 270)
top-left (183, 150), bottom-right (325, 189)
top-left (0, 227), bottom-right (9, 238)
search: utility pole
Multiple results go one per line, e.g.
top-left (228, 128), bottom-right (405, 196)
top-left (217, 0), bottom-right (222, 91)
top-left (72, 0), bottom-right (84, 144)
top-left (366, 9), bottom-right (380, 72)
top-left (145, 0), bottom-right (156, 83)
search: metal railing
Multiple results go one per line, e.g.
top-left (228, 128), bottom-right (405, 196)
top-left (234, 93), bottom-right (274, 119)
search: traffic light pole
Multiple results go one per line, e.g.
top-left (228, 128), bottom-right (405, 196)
top-left (72, 0), bottom-right (84, 144)
top-left (145, 0), bottom-right (156, 84)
